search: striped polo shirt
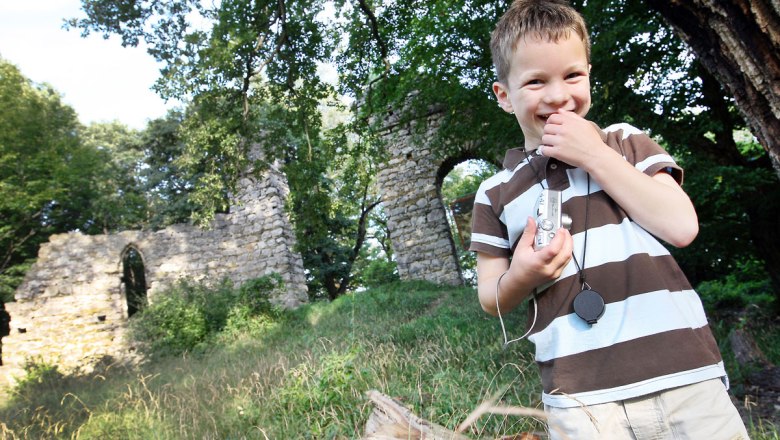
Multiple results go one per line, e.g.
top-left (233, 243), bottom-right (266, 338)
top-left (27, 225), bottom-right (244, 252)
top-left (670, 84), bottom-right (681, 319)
top-left (470, 123), bottom-right (727, 408)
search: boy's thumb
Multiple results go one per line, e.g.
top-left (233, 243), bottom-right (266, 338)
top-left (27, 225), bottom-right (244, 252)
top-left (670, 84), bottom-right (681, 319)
top-left (519, 216), bottom-right (537, 247)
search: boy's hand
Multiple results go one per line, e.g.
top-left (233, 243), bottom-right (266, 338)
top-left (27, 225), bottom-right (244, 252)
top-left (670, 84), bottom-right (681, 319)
top-left (509, 217), bottom-right (573, 288)
top-left (540, 110), bottom-right (607, 171)
top-left (476, 217), bottom-right (573, 316)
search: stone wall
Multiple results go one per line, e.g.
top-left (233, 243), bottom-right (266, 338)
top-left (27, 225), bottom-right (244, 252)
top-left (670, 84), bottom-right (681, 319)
top-left (0, 162), bottom-right (307, 385)
top-left (376, 110), bottom-right (464, 286)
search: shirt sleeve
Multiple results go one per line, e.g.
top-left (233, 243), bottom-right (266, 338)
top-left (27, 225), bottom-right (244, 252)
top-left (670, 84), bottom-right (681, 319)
top-left (468, 179), bottom-right (512, 258)
top-left (604, 123), bottom-right (684, 185)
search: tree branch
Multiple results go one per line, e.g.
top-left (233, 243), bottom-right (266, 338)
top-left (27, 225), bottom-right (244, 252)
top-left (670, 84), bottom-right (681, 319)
top-left (356, 0), bottom-right (390, 72)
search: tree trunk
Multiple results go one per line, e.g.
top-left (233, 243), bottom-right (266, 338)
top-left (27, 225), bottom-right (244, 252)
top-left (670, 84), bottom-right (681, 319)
top-left (362, 390), bottom-right (547, 440)
top-left (646, 0), bottom-right (780, 179)
top-left (362, 390), bottom-right (473, 440)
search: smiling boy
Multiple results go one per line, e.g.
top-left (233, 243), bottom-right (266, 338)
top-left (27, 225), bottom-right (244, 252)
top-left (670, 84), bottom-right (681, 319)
top-left (469, 0), bottom-right (748, 438)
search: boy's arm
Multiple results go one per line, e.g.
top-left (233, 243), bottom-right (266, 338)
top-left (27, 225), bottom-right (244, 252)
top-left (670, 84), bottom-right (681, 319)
top-left (542, 111), bottom-right (698, 247)
top-left (477, 217), bottom-right (573, 316)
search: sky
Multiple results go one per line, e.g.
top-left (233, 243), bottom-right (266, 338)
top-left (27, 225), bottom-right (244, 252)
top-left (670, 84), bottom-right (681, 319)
top-left (0, 0), bottom-right (179, 129)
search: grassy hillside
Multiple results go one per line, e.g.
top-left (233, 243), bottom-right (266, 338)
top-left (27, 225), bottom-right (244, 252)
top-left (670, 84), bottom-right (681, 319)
top-left (0, 281), bottom-right (777, 439)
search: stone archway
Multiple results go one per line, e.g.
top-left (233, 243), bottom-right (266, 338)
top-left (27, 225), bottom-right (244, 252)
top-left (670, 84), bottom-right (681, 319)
top-left (375, 109), bottom-right (475, 286)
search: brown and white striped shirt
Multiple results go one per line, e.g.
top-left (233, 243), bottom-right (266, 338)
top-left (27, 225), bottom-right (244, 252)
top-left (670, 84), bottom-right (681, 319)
top-left (470, 123), bottom-right (726, 408)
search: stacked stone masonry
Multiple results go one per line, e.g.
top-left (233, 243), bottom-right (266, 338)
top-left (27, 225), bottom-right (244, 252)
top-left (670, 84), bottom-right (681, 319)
top-left (0, 162), bottom-right (308, 385)
top-left (376, 110), bottom-right (464, 287)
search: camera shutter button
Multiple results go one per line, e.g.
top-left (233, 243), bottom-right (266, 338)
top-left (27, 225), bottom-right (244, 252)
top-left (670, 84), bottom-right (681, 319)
top-left (540, 219), bottom-right (554, 231)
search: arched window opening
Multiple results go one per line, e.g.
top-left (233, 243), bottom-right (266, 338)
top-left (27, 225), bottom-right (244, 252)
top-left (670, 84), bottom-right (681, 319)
top-left (122, 246), bottom-right (148, 317)
top-left (440, 159), bottom-right (499, 286)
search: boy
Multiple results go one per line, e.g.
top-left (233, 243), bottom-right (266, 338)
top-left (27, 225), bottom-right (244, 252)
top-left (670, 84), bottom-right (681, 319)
top-left (469, 0), bottom-right (749, 438)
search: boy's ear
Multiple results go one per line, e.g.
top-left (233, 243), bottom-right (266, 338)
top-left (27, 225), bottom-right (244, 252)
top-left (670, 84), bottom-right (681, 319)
top-left (492, 81), bottom-right (513, 113)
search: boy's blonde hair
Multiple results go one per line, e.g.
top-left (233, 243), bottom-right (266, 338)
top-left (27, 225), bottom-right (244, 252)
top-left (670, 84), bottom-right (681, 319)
top-left (491, 0), bottom-right (591, 83)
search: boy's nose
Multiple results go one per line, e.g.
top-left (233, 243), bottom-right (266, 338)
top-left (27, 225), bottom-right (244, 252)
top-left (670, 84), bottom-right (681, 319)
top-left (543, 83), bottom-right (570, 105)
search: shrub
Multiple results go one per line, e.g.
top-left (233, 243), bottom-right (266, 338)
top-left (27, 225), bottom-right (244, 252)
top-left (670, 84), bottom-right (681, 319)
top-left (129, 274), bottom-right (284, 355)
top-left (12, 359), bottom-right (66, 396)
top-left (697, 259), bottom-right (775, 313)
top-left (129, 290), bottom-right (209, 354)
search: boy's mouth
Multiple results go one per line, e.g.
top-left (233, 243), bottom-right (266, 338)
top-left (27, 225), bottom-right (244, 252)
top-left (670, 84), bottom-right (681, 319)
top-left (539, 109), bottom-right (575, 122)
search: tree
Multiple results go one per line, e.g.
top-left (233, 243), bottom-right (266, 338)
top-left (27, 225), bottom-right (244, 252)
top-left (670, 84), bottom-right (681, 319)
top-left (80, 121), bottom-right (148, 233)
top-left (646, 0), bottom-right (780, 178)
top-left (286, 117), bottom-right (383, 299)
top-left (644, 0), bottom-right (780, 299)
top-left (137, 109), bottom-right (197, 229)
top-left (0, 59), bottom-right (102, 300)
top-left (68, 0), bottom-right (388, 298)
top-left (67, 0), bottom-right (335, 225)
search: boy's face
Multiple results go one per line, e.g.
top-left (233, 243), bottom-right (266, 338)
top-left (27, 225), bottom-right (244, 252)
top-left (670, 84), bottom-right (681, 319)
top-left (493, 33), bottom-right (591, 151)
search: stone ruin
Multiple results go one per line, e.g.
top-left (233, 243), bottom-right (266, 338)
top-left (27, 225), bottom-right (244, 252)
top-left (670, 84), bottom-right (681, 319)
top-left (0, 109), bottom-right (473, 386)
top-left (0, 161), bottom-right (309, 385)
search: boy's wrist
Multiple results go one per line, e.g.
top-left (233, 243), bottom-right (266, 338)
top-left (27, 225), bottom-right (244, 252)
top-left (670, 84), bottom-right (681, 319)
top-left (501, 266), bottom-right (535, 301)
top-left (581, 142), bottom-right (621, 176)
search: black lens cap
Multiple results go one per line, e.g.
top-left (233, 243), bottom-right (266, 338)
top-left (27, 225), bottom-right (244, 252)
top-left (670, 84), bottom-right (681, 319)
top-left (573, 289), bottom-right (605, 325)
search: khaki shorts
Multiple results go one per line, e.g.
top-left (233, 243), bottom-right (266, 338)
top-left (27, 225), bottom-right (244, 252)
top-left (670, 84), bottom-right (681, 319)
top-left (545, 379), bottom-right (749, 440)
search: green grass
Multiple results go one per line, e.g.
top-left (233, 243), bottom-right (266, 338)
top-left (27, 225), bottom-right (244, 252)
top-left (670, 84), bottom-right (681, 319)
top-left (1, 281), bottom-right (777, 439)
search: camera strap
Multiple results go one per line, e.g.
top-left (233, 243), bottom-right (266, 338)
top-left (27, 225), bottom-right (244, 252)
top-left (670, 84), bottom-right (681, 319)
top-left (523, 149), bottom-right (605, 325)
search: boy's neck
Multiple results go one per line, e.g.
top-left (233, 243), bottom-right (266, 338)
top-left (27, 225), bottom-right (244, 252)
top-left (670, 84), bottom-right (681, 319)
top-left (524, 146), bottom-right (542, 155)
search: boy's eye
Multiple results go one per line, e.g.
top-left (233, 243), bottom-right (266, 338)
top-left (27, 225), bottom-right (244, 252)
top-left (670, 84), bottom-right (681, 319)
top-left (566, 72), bottom-right (586, 80)
top-left (526, 79), bottom-right (543, 86)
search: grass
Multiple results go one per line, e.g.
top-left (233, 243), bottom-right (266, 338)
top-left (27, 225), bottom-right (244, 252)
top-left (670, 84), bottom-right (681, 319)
top-left (0, 281), bottom-right (777, 439)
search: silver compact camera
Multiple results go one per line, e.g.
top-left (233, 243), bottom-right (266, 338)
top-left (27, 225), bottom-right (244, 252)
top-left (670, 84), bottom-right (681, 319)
top-left (534, 189), bottom-right (572, 250)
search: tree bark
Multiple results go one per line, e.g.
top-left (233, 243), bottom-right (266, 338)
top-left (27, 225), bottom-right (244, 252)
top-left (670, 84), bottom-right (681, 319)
top-left (646, 0), bottom-right (780, 179)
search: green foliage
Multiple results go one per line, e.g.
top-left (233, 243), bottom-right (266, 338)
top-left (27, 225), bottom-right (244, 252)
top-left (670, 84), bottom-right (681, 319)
top-left (286, 147), bottom-right (353, 299)
top-left (129, 290), bottom-right (209, 353)
top-left (0, 263), bottom-right (31, 304)
top-left (129, 274), bottom-right (283, 355)
top-left (697, 259), bottom-right (775, 313)
top-left (12, 359), bottom-right (66, 397)
top-left (236, 275), bottom-right (282, 313)
top-left (441, 161), bottom-right (498, 203)
top-left (0, 58), bottom-right (106, 299)
top-left (285, 116), bottom-right (384, 300)
top-left (68, 0), bottom-right (335, 224)
top-left (336, 0), bottom-right (514, 161)
top-left (353, 250), bottom-right (400, 289)
top-left (138, 109), bottom-right (196, 229)
top-left (671, 151), bottom-right (778, 289)
top-left (79, 121), bottom-right (149, 232)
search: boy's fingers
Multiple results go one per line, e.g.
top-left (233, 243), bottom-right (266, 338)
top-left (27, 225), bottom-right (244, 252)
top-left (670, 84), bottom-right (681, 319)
top-left (544, 229), bottom-right (566, 256)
